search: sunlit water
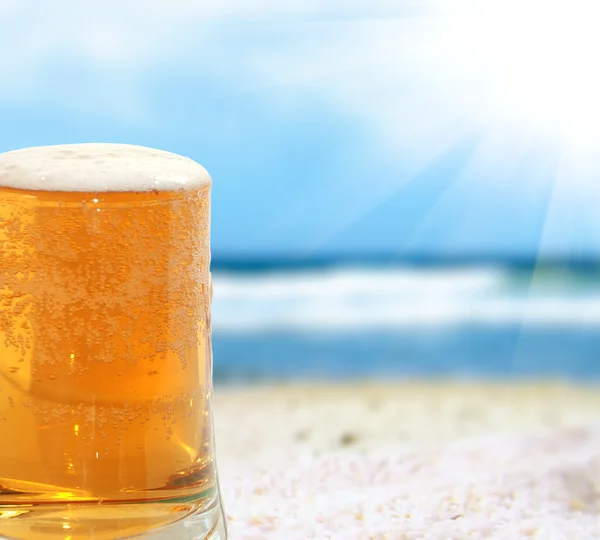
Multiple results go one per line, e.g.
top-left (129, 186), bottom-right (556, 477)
top-left (211, 265), bottom-right (600, 383)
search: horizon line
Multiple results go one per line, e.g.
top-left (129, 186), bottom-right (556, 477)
top-left (210, 252), bottom-right (600, 272)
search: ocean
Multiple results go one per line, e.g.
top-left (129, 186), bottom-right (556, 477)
top-left (210, 257), bottom-right (600, 384)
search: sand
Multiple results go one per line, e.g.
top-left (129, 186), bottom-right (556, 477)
top-left (214, 381), bottom-right (600, 475)
top-left (214, 381), bottom-right (600, 539)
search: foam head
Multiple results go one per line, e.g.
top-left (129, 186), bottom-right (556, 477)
top-left (0, 143), bottom-right (211, 192)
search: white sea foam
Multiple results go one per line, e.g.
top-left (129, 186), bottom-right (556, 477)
top-left (211, 267), bottom-right (600, 332)
top-left (0, 144), bottom-right (211, 192)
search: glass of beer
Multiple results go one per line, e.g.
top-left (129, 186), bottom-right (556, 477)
top-left (0, 144), bottom-right (226, 539)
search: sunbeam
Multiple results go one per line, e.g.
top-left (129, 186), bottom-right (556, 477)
top-left (239, 1), bottom-right (600, 254)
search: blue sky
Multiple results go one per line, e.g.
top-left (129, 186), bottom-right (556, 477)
top-left (2, 1), bottom-right (600, 258)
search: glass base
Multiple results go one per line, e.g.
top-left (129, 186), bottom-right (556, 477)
top-left (0, 490), bottom-right (226, 540)
top-left (143, 494), bottom-right (226, 540)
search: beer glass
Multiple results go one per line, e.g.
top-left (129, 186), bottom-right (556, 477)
top-left (0, 144), bottom-right (226, 539)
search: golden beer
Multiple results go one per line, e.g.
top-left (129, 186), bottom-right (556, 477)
top-left (0, 145), bottom-right (225, 539)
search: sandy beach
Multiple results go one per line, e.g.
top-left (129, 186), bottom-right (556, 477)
top-left (215, 380), bottom-right (600, 476)
top-left (214, 381), bottom-right (600, 539)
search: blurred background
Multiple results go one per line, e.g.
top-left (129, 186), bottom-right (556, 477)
top-left (2, 0), bottom-right (600, 386)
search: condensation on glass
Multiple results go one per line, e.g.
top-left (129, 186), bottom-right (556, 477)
top-left (0, 144), bottom-right (226, 540)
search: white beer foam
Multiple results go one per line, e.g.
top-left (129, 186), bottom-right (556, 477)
top-left (0, 143), bottom-right (211, 192)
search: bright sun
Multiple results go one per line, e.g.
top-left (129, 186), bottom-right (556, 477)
top-left (432, 0), bottom-right (600, 148)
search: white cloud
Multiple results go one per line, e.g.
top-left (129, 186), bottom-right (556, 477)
top-left (0, 1), bottom-right (435, 125)
top-left (0, 2), bottom-right (457, 132)
top-left (2, 0), bottom-right (600, 163)
top-left (0, 0), bottom-right (431, 76)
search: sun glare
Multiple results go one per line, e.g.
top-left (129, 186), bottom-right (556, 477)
top-left (433, 0), bottom-right (600, 147)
